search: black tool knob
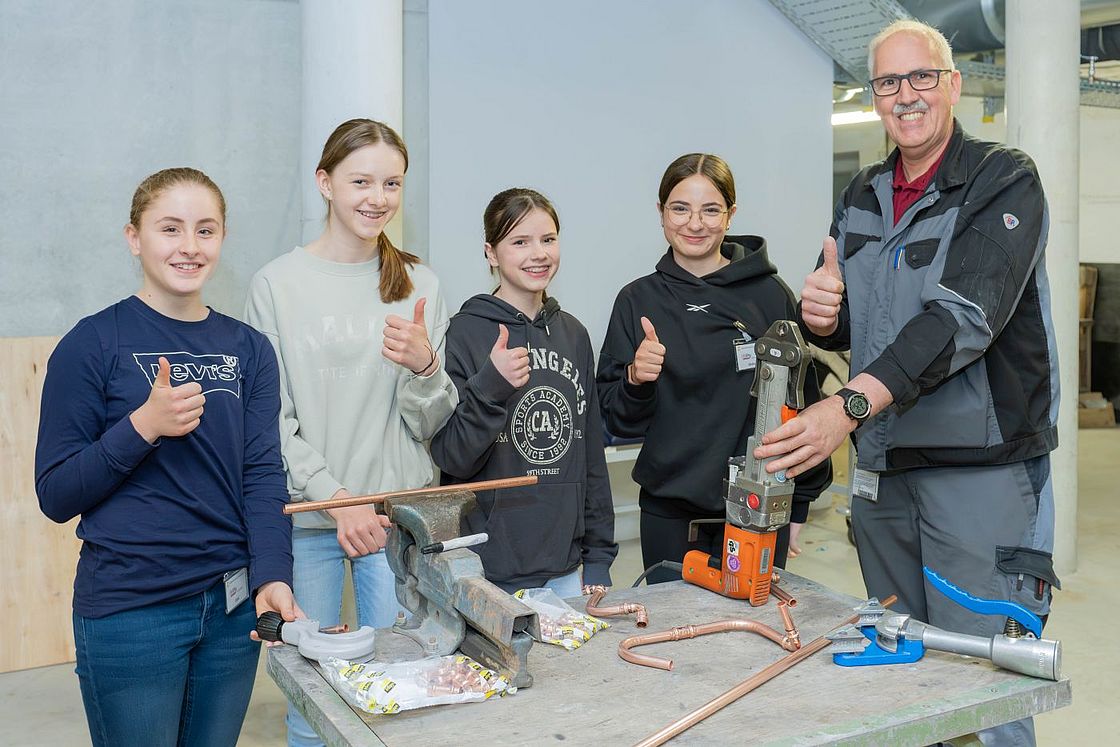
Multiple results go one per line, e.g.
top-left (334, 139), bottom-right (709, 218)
top-left (256, 611), bottom-right (285, 642)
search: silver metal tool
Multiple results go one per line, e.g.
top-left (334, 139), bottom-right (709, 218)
top-left (384, 491), bottom-right (541, 688)
top-left (874, 613), bottom-right (1061, 681)
top-left (256, 613), bottom-right (377, 660)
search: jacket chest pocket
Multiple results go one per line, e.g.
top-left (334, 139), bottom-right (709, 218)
top-left (903, 238), bottom-right (939, 269)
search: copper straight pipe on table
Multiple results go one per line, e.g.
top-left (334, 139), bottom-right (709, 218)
top-left (634, 594), bottom-right (898, 747)
top-left (283, 475), bottom-right (539, 515)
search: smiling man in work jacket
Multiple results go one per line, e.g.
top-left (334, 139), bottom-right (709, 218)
top-left (753, 20), bottom-right (1060, 747)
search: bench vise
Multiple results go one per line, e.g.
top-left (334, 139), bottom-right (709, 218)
top-left (382, 489), bottom-right (541, 689)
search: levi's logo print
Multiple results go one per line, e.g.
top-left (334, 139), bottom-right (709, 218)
top-left (133, 352), bottom-right (243, 398)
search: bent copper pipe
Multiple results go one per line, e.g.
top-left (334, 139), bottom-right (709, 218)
top-left (587, 588), bottom-right (649, 628)
top-left (619, 603), bottom-right (800, 672)
top-left (284, 475), bottom-right (538, 514)
top-left (634, 594), bottom-right (898, 747)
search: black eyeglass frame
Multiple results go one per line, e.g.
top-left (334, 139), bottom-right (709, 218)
top-left (868, 68), bottom-right (953, 96)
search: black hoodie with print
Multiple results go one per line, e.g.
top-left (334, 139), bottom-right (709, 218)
top-left (596, 236), bottom-right (832, 521)
top-left (430, 294), bottom-right (617, 592)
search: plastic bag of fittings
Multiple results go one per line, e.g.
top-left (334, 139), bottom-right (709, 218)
top-left (513, 587), bottom-right (608, 650)
top-left (319, 654), bottom-right (516, 715)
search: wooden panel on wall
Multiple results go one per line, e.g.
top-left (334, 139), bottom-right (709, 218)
top-left (0, 336), bottom-right (81, 673)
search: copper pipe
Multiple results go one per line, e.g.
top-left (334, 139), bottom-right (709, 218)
top-left (586, 588), bottom-right (649, 628)
top-left (283, 475), bottom-right (539, 514)
top-left (770, 582), bottom-right (797, 608)
top-left (618, 605), bottom-right (799, 672)
top-left (634, 594), bottom-right (898, 747)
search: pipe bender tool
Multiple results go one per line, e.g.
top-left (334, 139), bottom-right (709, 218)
top-left (682, 320), bottom-right (810, 606)
top-left (829, 567), bottom-right (1061, 680)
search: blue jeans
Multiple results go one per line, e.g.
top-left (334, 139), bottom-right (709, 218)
top-left (287, 527), bottom-right (404, 747)
top-left (73, 580), bottom-right (259, 747)
top-left (544, 568), bottom-right (583, 600)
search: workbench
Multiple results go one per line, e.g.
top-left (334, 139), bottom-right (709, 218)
top-left (267, 572), bottom-right (1071, 746)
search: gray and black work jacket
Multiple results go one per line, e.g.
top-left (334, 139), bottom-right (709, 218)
top-left (804, 120), bottom-right (1059, 472)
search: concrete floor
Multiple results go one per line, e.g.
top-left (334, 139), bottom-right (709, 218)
top-left (2, 429), bottom-right (1116, 746)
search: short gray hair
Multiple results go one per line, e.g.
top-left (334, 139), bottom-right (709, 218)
top-left (868, 20), bottom-right (955, 79)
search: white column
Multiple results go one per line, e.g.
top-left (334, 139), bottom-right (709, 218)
top-left (1004, 1), bottom-right (1080, 574)
top-left (301, 0), bottom-right (404, 245)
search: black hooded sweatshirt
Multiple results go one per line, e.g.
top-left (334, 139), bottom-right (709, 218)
top-left (596, 236), bottom-right (832, 522)
top-left (430, 294), bottom-right (617, 592)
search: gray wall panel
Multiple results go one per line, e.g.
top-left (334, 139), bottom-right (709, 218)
top-left (0, 0), bottom-right (301, 336)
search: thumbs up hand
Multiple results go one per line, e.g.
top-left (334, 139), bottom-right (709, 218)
top-left (129, 356), bottom-right (206, 444)
top-left (628, 316), bottom-right (665, 385)
top-left (384, 297), bottom-right (438, 375)
top-left (490, 323), bottom-right (530, 388)
top-left (800, 236), bottom-right (845, 336)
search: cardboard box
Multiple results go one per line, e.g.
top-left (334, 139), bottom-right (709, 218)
top-left (1078, 391), bottom-right (1116, 428)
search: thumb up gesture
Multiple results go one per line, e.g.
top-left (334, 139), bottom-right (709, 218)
top-left (384, 298), bottom-right (438, 375)
top-left (800, 236), bottom-right (845, 336)
top-left (129, 357), bottom-right (206, 444)
top-left (490, 324), bottom-right (530, 388)
top-left (627, 316), bottom-right (665, 385)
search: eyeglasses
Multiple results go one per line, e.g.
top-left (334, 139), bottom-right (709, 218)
top-left (664, 204), bottom-right (729, 228)
top-left (868, 68), bottom-right (951, 96)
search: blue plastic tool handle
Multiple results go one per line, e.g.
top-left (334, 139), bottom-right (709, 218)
top-left (923, 566), bottom-right (1042, 638)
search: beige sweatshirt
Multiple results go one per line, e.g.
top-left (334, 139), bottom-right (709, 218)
top-left (245, 247), bottom-right (458, 529)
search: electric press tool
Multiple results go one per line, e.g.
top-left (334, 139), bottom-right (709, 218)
top-left (682, 320), bottom-right (810, 606)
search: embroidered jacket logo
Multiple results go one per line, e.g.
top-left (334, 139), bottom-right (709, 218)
top-left (133, 352), bottom-right (242, 398)
top-left (1002, 213), bottom-right (1020, 230)
top-left (686, 303), bottom-right (710, 313)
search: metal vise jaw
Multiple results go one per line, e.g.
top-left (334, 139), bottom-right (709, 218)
top-left (383, 490), bottom-right (540, 688)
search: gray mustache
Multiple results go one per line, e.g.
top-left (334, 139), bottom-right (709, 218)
top-left (893, 100), bottom-right (930, 115)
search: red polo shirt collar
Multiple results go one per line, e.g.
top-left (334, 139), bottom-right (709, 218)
top-left (892, 148), bottom-right (947, 225)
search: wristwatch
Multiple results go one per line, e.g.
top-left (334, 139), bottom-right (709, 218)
top-left (836, 387), bottom-right (872, 424)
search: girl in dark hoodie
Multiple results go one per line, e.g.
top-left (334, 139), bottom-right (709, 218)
top-left (430, 188), bottom-right (617, 596)
top-left (596, 154), bottom-right (833, 584)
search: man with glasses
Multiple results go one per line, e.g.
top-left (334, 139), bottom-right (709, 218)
top-left (755, 20), bottom-right (1058, 747)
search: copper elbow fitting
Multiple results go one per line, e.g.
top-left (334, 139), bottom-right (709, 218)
top-left (586, 587), bottom-right (649, 628)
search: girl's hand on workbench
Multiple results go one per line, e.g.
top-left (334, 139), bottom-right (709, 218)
top-left (250, 581), bottom-right (305, 646)
top-left (788, 522), bottom-right (805, 559)
top-left (327, 491), bottom-right (392, 557)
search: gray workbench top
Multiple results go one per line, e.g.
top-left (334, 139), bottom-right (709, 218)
top-left (267, 572), bottom-right (1071, 746)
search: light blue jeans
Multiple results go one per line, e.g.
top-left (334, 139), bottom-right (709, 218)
top-left (543, 568), bottom-right (583, 600)
top-left (286, 527), bottom-right (404, 747)
top-left (73, 581), bottom-right (259, 747)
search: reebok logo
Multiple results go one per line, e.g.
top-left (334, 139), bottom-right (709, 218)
top-left (686, 304), bottom-right (710, 313)
top-left (133, 352), bottom-right (242, 398)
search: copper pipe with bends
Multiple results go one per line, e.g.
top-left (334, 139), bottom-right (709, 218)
top-left (633, 594), bottom-right (898, 747)
top-left (618, 602), bottom-right (800, 672)
top-left (586, 588), bottom-right (649, 628)
top-left (283, 475), bottom-right (538, 514)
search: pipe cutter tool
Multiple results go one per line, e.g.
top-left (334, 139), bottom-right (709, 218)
top-left (828, 567), bottom-right (1061, 680)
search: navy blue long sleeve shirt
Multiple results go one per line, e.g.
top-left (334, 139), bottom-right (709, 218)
top-left (35, 296), bottom-right (293, 618)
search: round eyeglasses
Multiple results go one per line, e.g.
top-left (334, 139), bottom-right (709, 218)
top-left (664, 204), bottom-right (728, 228)
top-left (869, 68), bottom-right (951, 97)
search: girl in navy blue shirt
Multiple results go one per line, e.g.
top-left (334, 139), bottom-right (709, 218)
top-left (35, 168), bottom-right (299, 747)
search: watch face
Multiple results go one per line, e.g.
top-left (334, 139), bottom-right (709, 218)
top-left (847, 393), bottom-right (871, 419)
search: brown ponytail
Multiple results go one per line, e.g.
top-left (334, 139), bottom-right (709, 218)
top-left (317, 118), bottom-right (419, 303)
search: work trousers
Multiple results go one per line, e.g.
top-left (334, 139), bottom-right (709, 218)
top-left (851, 455), bottom-right (1057, 747)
